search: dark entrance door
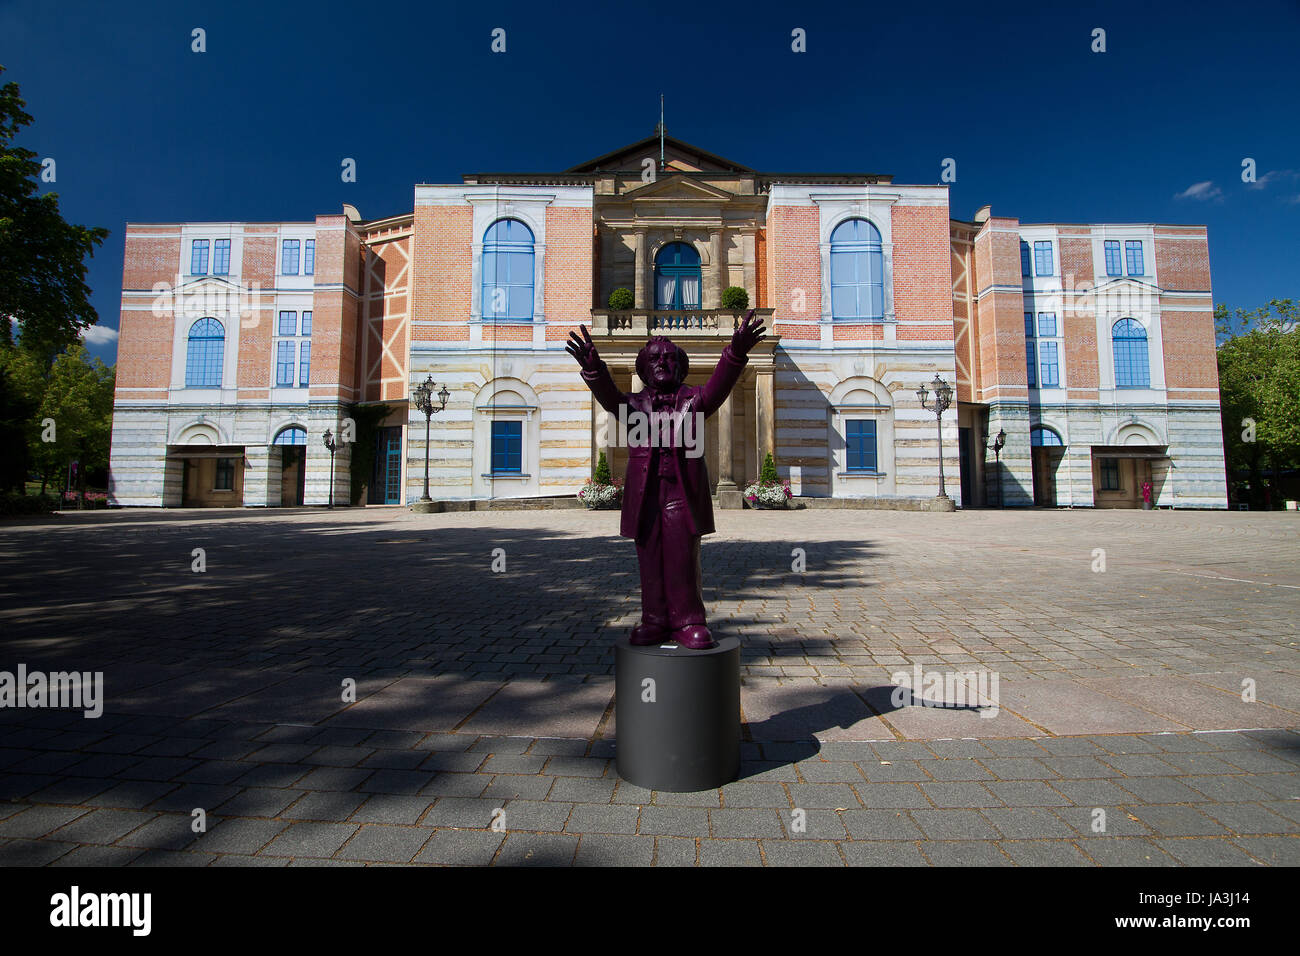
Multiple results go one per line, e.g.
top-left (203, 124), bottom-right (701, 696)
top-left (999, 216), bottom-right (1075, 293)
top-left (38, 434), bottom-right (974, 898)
top-left (958, 426), bottom-right (972, 507)
top-left (369, 427), bottom-right (402, 504)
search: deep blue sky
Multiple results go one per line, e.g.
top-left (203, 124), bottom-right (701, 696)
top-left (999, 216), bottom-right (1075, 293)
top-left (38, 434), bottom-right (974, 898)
top-left (3, 0), bottom-right (1296, 363)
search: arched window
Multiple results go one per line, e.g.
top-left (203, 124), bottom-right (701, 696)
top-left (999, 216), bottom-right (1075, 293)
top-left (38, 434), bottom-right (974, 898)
top-left (1031, 426), bottom-right (1064, 447)
top-left (1112, 318), bottom-right (1150, 388)
top-left (830, 219), bottom-right (884, 320)
top-left (185, 318), bottom-right (225, 388)
top-left (273, 427), bottom-right (307, 446)
top-left (654, 242), bottom-right (701, 310)
top-left (482, 219), bottom-right (534, 321)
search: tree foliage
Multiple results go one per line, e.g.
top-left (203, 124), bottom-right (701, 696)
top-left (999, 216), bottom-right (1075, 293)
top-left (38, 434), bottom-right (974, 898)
top-left (1215, 299), bottom-right (1299, 506)
top-left (0, 66), bottom-right (110, 361)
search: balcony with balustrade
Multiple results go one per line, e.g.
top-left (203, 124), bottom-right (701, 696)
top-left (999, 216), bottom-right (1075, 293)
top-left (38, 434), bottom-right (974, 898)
top-left (588, 308), bottom-right (775, 338)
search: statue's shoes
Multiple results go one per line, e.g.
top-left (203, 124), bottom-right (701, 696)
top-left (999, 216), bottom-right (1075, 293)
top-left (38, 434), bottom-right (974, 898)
top-left (672, 625), bottom-right (716, 650)
top-left (630, 623), bottom-right (669, 645)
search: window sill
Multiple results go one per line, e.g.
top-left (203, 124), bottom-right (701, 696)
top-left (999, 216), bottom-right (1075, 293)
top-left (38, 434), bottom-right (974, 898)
top-left (482, 473), bottom-right (530, 480)
top-left (838, 471), bottom-right (887, 479)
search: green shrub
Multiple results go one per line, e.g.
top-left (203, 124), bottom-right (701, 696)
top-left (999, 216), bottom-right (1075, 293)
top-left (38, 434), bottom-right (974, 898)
top-left (721, 286), bottom-right (749, 311)
top-left (594, 450), bottom-right (612, 485)
top-left (759, 451), bottom-right (778, 484)
top-left (0, 492), bottom-right (59, 516)
top-left (608, 287), bottom-right (634, 311)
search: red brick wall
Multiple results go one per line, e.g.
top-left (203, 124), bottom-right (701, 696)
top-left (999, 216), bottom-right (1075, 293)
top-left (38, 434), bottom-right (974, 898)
top-left (117, 228), bottom-right (180, 392)
top-left (1155, 228), bottom-right (1211, 291)
top-left (892, 204), bottom-right (953, 340)
top-left (412, 205), bottom-right (471, 341)
top-left (1162, 308), bottom-right (1220, 392)
top-left (544, 205), bottom-right (593, 340)
top-left (768, 206), bottom-right (820, 334)
top-left (1060, 235), bottom-right (1098, 391)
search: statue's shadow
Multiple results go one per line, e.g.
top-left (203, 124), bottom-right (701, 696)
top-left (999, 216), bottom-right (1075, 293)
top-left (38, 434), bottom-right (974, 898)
top-left (738, 683), bottom-right (988, 777)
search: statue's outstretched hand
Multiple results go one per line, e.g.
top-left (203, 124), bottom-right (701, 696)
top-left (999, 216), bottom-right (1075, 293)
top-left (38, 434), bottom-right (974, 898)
top-left (565, 325), bottom-right (601, 371)
top-left (731, 309), bottom-right (766, 357)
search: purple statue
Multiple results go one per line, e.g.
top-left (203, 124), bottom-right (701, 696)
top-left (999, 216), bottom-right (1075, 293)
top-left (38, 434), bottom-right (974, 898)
top-left (567, 310), bottom-right (767, 649)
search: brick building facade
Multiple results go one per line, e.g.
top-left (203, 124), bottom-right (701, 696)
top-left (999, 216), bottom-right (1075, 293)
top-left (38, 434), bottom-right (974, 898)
top-left (107, 136), bottom-right (1228, 509)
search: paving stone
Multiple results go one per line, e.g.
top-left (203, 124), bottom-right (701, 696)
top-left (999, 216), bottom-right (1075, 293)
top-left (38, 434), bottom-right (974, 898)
top-left (708, 808), bottom-right (785, 839)
top-left (840, 841), bottom-right (930, 866)
top-left (0, 805), bottom-right (90, 839)
top-left (911, 809), bottom-right (1001, 841)
top-left (638, 806), bottom-right (708, 837)
top-left (840, 809), bottom-right (924, 840)
top-left (0, 839), bottom-right (77, 866)
top-left (413, 829), bottom-right (504, 865)
top-left (919, 782), bottom-right (1005, 809)
top-left (985, 781), bottom-right (1073, 807)
top-left (1199, 803), bottom-right (1295, 835)
top-left (283, 791), bottom-right (369, 822)
top-left (197, 818), bottom-right (290, 855)
top-left (548, 777), bottom-right (616, 803)
top-left (421, 773), bottom-right (488, 798)
top-left (214, 787), bottom-right (304, 818)
top-left (262, 822), bottom-right (360, 858)
top-left (336, 824), bottom-right (430, 863)
top-left (1128, 805), bottom-right (1232, 837)
top-left (1153, 837), bottom-right (1265, 866)
top-left (574, 834), bottom-right (655, 866)
top-left (494, 832), bottom-right (577, 866)
top-left (700, 839), bottom-right (763, 866)
top-left (1112, 776), bottom-right (1209, 804)
top-left (498, 800), bottom-right (571, 832)
top-left (565, 804), bottom-right (641, 835)
top-left (1230, 836), bottom-right (1300, 865)
top-left (859, 759), bottom-right (931, 783)
top-left (786, 784), bottom-right (862, 809)
top-left (1073, 838), bottom-right (1180, 866)
top-left (423, 797), bottom-right (500, 828)
top-left (420, 752), bottom-right (487, 773)
top-left (49, 845), bottom-right (145, 866)
top-left (998, 840), bottom-right (1092, 866)
top-left (983, 807), bottom-right (1079, 840)
top-left (49, 809), bottom-right (155, 845)
top-left (128, 849), bottom-right (217, 867)
top-left (760, 840), bottom-right (843, 866)
top-left (116, 813), bottom-right (201, 850)
top-left (919, 841), bottom-right (1013, 866)
top-left (470, 736), bottom-right (533, 755)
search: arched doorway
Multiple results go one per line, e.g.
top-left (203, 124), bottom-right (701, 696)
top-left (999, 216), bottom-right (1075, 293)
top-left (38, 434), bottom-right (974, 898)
top-left (654, 242), bottom-right (701, 311)
top-left (1030, 425), bottom-right (1065, 506)
top-left (273, 426), bottom-right (307, 505)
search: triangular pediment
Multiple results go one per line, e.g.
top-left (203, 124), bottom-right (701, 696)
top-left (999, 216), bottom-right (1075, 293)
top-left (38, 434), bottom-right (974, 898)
top-left (567, 134), bottom-right (754, 174)
top-left (621, 174), bottom-right (736, 202)
top-left (177, 275), bottom-right (242, 292)
top-left (1087, 276), bottom-right (1162, 296)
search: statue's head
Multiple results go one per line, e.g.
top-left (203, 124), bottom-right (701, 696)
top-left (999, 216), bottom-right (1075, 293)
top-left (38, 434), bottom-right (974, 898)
top-left (636, 336), bottom-right (689, 393)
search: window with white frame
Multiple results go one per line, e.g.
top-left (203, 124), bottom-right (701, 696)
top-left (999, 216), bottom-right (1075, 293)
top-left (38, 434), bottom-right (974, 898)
top-left (274, 310), bottom-right (312, 387)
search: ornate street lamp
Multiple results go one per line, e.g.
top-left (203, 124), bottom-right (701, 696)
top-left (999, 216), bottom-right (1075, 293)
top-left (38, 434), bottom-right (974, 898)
top-left (322, 428), bottom-right (337, 508)
top-left (412, 375), bottom-right (451, 502)
top-left (917, 374), bottom-right (954, 501)
top-left (987, 427), bottom-right (1006, 508)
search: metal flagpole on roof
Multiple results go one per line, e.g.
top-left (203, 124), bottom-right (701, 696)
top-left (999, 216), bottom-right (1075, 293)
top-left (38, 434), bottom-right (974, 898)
top-left (660, 94), bottom-right (665, 170)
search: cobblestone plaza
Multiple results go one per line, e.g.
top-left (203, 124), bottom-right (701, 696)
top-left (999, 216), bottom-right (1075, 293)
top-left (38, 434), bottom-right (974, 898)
top-left (0, 507), bottom-right (1296, 866)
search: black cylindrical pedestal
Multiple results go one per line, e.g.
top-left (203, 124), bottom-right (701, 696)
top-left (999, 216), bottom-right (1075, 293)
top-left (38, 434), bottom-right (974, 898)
top-left (615, 635), bottom-right (741, 792)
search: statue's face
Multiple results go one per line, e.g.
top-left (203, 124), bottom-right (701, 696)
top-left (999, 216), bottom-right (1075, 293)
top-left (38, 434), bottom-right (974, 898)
top-left (646, 341), bottom-right (679, 390)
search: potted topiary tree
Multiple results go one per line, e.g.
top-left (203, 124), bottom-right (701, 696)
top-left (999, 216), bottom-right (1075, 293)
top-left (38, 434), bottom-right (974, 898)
top-left (578, 450), bottom-right (623, 510)
top-left (721, 286), bottom-right (749, 312)
top-left (743, 451), bottom-right (792, 509)
top-left (608, 287), bottom-right (634, 311)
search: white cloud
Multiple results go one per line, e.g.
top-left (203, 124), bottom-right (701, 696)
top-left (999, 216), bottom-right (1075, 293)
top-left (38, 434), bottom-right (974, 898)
top-left (1174, 181), bottom-right (1223, 201)
top-left (81, 325), bottom-right (118, 346)
top-left (1246, 168), bottom-right (1299, 190)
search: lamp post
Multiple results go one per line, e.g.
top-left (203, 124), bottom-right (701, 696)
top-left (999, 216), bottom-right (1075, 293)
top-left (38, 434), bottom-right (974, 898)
top-left (917, 374), bottom-right (954, 501)
top-left (412, 375), bottom-right (451, 503)
top-left (322, 428), bottom-right (337, 508)
top-left (988, 427), bottom-right (1006, 509)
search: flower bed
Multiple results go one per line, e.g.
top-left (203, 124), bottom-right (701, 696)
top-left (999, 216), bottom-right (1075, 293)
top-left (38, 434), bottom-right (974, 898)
top-left (578, 478), bottom-right (623, 510)
top-left (743, 479), bottom-right (792, 509)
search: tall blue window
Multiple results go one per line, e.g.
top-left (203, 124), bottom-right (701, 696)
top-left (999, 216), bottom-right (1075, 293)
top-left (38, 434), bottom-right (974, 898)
top-left (1037, 312), bottom-right (1057, 337)
top-left (1104, 240), bottom-right (1122, 277)
top-left (830, 219), bottom-right (884, 320)
top-left (278, 311), bottom-right (297, 336)
top-left (1024, 311), bottom-right (1035, 338)
top-left (213, 239), bottom-right (230, 275)
top-left (1026, 340), bottom-right (1037, 388)
top-left (1039, 342), bottom-right (1060, 387)
top-left (1031, 426), bottom-right (1064, 447)
top-left (491, 421), bottom-right (522, 474)
top-left (276, 341), bottom-right (296, 386)
top-left (1034, 241), bottom-right (1053, 276)
top-left (273, 427), bottom-right (307, 445)
top-left (304, 239), bottom-right (315, 276)
top-left (1112, 318), bottom-right (1150, 388)
top-left (185, 318), bottom-right (224, 387)
top-left (482, 218), bottom-right (535, 320)
top-left (1020, 241), bottom-right (1031, 278)
top-left (282, 239), bottom-right (300, 275)
top-left (1125, 241), bottom-right (1144, 276)
top-left (654, 242), bottom-right (702, 311)
top-left (190, 240), bottom-right (209, 275)
top-left (845, 420), bottom-right (878, 473)
top-left (301, 311), bottom-right (312, 335)
top-left (298, 341), bottom-right (311, 387)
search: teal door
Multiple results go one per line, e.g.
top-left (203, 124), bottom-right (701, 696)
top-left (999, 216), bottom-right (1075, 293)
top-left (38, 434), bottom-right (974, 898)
top-left (370, 427), bottom-right (403, 504)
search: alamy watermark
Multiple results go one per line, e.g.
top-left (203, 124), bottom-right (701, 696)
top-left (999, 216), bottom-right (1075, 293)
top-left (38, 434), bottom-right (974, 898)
top-left (0, 664), bottom-right (103, 718)
top-left (595, 406), bottom-right (706, 458)
top-left (890, 664), bottom-right (1000, 718)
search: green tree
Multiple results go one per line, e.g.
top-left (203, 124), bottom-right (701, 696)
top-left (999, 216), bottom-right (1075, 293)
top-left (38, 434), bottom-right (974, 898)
top-left (1, 67), bottom-right (110, 359)
top-left (593, 450), bottom-right (612, 485)
top-left (760, 451), bottom-right (778, 484)
top-left (1215, 299), bottom-right (1300, 508)
top-left (32, 344), bottom-right (114, 504)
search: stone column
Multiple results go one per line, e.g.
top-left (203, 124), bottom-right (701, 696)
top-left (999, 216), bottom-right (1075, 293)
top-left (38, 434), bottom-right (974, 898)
top-left (242, 445), bottom-right (281, 507)
top-left (634, 228), bottom-right (649, 310)
top-left (755, 369), bottom-right (775, 474)
top-left (716, 392), bottom-right (741, 508)
top-left (711, 229), bottom-right (725, 309)
top-left (740, 228), bottom-right (757, 304)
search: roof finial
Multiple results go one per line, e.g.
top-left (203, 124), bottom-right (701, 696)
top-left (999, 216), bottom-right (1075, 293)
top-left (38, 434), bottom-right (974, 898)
top-left (658, 94), bottom-right (665, 169)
